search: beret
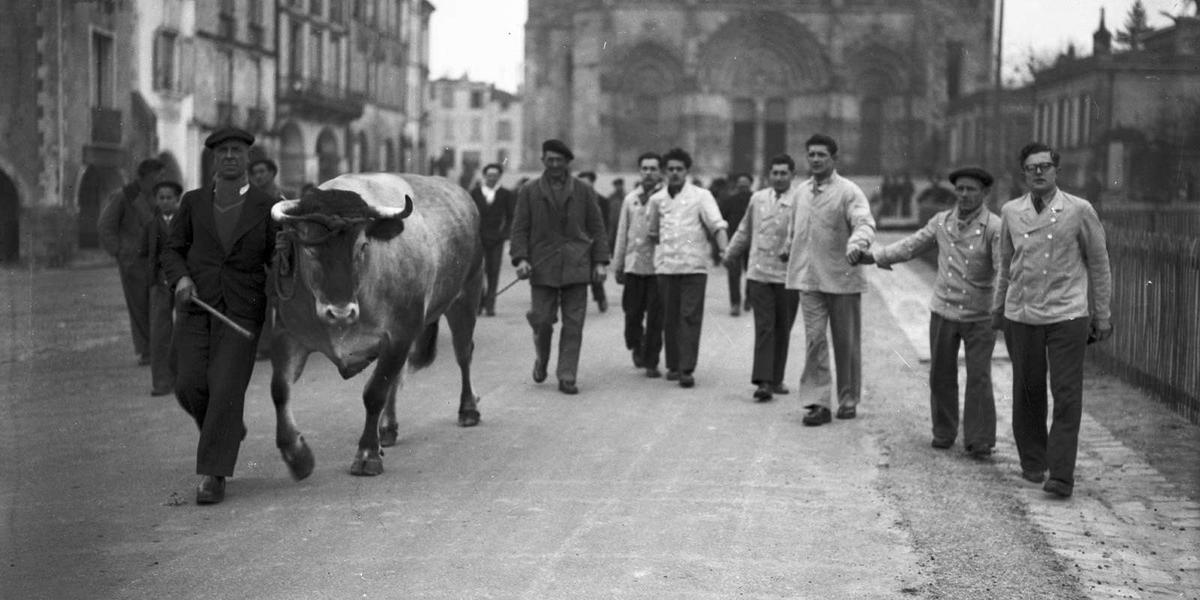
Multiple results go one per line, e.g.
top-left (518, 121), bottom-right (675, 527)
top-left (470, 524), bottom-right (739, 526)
top-left (204, 126), bottom-right (255, 149)
top-left (541, 139), bottom-right (574, 161)
top-left (947, 166), bottom-right (994, 187)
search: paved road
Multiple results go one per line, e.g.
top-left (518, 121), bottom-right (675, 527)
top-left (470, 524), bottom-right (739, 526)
top-left (1, 244), bottom-right (1197, 599)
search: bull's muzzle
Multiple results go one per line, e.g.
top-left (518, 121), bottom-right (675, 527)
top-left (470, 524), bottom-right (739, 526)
top-left (319, 301), bottom-right (360, 326)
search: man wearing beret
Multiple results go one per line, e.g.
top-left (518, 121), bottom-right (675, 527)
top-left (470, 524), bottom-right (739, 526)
top-left (861, 166), bottom-right (1002, 458)
top-left (510, 139), bottom-right (609, 395)
top-left (161, 126), bottom-right (280, 504)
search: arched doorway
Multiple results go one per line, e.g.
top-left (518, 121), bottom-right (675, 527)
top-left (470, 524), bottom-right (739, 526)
top-left (279, 122), bottom-right (305, 192)
top-left (317, 128), bottom-right (340, 183)
top-left (77, 165), bottom-right (125, 249)
top-left (604, 41), bottom-right (685, 172)
top-left (355, 131), bottom-right (369, 172)
top-left (0, 169), bottom-right (19, 262)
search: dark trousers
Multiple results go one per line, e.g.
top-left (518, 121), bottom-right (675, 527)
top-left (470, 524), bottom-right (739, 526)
top-left (726, 257), bottom-right (747, 308)
top-left (621, 273), bottom-right (663, 368)
top-left (174, 310), bottom-right (261, 477)
top-left (657, 273), bottom-right (707, 374)
top-left (1004, 317), bottom-right (1090, 487)
top-left (148, 282), bottom-right (176, 392)
top-left (117, 259), bottom-right (152, 357)
top-left (480, 240), bottom-right (504, 312)
top-left (527, 284), bottom-right (588, 383)
top-left (746, 280), bottom-right (799, 385)
top-left (929, 313), bottom-right (997, 450)
top-left (798, 291), bottom-right (862, 409)
top-left (591, 279), bottom-right (607, 307)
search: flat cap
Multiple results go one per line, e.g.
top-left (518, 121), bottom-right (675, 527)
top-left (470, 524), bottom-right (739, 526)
top-left (205, 126), bottom-right (255, 149)
top-left (541, 139), bottom-right (574, 161)
top-left (947, 166), bottom-right (994, 187)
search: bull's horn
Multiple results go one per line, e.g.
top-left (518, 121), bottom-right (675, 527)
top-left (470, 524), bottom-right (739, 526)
top-left (373, 195), bottom-right (413, 219)
top-left (272, 199), bottom-right (301, 222)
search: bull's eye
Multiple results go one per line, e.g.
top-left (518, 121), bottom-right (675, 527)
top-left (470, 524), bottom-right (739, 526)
top-left (355, 239), bottom-right (369, 264)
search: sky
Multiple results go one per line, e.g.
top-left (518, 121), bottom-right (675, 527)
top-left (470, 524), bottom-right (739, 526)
top-left (427, 0), bottom-right (1193, 92)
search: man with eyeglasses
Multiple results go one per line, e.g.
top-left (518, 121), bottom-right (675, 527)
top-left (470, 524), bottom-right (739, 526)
top-left (861, 166), bottom-right (1001, 457)
top-left (612, 152), bottom-right (665, 378)
top-left (992, 142), bottom-right (1112, 498)
top-left (724, 155), bottom-right (800, 403)
top-left (782, 134), bottom-right (876, 426)
top-left (645, 148), bottom-right (729, 388)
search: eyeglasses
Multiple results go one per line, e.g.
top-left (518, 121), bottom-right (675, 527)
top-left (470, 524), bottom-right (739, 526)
top-left (1023, 162), bottom-right (1056, 174)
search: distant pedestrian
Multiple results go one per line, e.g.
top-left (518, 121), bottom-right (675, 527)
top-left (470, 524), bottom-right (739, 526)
top-left (577, 171), bottom-right (609, 313)
top-left (510, 140), bottom-right (609, 395)
top-left (646, 148), bottom-right (729, 388)
top-left (612, 152), bottom-right (665, 378)
top-left (162, 127), bottom-right (280, 504)
top-left (783, 134), bottom-right (876, 426)
top-left (993, 142), bottom-right (1112, 498)
top-left (723, 155), bottom-right (799, 402)
top-left (864, 166), bottom-right (1001, 457)
top-left (607, 177), bottom-right (626, 251)
top-left (471, 163), bottom-right (516, 316)
top-left (147, 180), bottom-right (183, 396)
top-left (248, 156), bottom-right (287, 361)
top-left (719, 174), bottom-right (753, 315)
top-left (98, 158), bottom-right (165, 365)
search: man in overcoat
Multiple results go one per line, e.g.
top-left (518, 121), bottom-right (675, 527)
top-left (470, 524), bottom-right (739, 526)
top-left (471, 162), bottom-right (515, 316)
top-left (510, 140), bottom-right (609, 395)
top-left (162, 127), bottom-right (280, 504)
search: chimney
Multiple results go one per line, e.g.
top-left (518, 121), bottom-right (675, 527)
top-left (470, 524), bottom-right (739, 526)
top-left (1094, 8), bottom-right (1113, 55)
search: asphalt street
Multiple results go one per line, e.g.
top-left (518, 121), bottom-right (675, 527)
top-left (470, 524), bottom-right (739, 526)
top-left (1, 236), bottom-right (1197, 599)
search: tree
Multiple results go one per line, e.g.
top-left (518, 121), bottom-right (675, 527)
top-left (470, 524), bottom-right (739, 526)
top-left (1117, 0), bottom-right (1153, 51)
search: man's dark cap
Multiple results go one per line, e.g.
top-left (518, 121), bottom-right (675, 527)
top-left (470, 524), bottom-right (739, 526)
top-left (205, 127), bottom-right (255, 149)
top-left (947, 166), bottom-right (994, 187)
top-left (541, 139), bottom-right (574, 161)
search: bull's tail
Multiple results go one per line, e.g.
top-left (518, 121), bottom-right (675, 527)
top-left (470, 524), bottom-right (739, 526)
top-left (408, 320), bottom-right (439, 370)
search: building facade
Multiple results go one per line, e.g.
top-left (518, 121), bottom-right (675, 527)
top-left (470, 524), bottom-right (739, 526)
top-left (427, 76), bottom-right (523, 186)
top-left (522, 0), bottom-right (996, 178)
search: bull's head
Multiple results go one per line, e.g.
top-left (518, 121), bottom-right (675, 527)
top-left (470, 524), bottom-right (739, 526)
top-left (272, 189), bottom-right (413, 327)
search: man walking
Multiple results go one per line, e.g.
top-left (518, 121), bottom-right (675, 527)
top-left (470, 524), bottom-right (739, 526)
top-left (471, 163), bottom-right (515, 316)
top-left (646, 148), bottom-right (728, 388)
top-left (511, 140), bottom-right (609, 395)
top-left (993, 142), bottom-right (1112, 498)
top-left (724, 155), bottom-right (799, 402)
top-left (147, 180), bottom-right (183, 397)
top-left (784, 134), bottom-right (876, 425)
top-left (720, 173), bottom-right (753, 315)
top-left (162, 127), bottom-right (279, 504)
top-left (864, 167), bottom-right (1001, 456)
top-left (247, 155), bottom-right (287, 361)
top-left (612, 152), bottom-right (664, 378)
top-left (99, 158), bottom-right (165, 365)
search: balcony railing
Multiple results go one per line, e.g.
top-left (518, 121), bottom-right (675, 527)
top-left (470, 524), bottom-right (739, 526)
top-left (280, 75), bottom-right (364, 122)
top-left (91, 107), bottom-right (122, 145)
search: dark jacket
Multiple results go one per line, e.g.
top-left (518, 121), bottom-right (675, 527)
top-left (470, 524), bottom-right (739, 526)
top-left (510, 174), bottom-right (609, 288)
top-left (147, 212), bottom-right (174, 287)
top-left (161, 184), bottom-right (279, 324)
top-left (98, 183), bottom-right (156, 266)
top-left (470, 185), bottom-right (515, 244)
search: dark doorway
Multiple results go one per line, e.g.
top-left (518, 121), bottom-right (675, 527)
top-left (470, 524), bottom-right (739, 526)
top-left (0, 170), bottom-right (19, 262)
top-left (731, 99), bottom-right (755, 176)
top-left (762, 98), bottom-right (787, 174)
top-left (77, 166), bottom-right (125, 249)
top-left (317, 128), bottom-right (340, 183)
top-left (859, 96), bottom-right (884, 175)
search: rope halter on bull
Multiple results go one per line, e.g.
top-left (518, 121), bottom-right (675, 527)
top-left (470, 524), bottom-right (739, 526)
top-left (269, 197), bottom-right (413, 301)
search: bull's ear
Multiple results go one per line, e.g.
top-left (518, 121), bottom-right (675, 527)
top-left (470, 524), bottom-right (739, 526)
top-left (365, 217), bottom-right (405, 241)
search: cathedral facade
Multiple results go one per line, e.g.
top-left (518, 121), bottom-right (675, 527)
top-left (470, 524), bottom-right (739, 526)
top-left (522, 0), bottom-right (995, 177)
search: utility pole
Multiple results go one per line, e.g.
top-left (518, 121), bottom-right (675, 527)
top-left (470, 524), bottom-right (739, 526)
top-left (992, 0), bottom-right (1005, 175)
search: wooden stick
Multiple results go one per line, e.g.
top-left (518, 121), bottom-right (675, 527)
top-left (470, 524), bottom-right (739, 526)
top-left (191, 297), bottom-right (254, 339)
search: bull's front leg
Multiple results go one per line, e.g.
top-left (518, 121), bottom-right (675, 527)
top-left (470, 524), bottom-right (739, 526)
top-left (271, 333), bottom-right (314, 480)
top-left (351, 340), bottom-right (410, 476)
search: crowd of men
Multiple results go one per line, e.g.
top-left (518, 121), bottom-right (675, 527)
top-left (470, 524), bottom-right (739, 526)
top-left (100, 128), bottom-right (1111, 504)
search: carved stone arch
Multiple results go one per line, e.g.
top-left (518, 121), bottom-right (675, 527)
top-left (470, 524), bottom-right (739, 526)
top-left (697, 12), bottom-right (831, 96)
top-left (845, 41), bottom-right (913, 96)
top-left (602, 41), bottom-right (687, 167)
top-left (845, 42), bottom-right (914, 174)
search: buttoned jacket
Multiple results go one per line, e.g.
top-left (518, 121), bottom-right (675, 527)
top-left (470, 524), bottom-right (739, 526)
top-left (509, 174), bottom-right (609, 287)
top-left (646, 182), bottom-right (728, 275)
top-left (992, 189), bottom-right (1112, 326)
top-left (726, 186), bottom-right (797, 284)
top-left (874, 207), bottom-right (1002, 321)
top-left (784, 172), bottom-right (876, 293)
top-left (98, 183), bottom-right (156, 266)
top-left (611, 185), bottom-right (658, 276)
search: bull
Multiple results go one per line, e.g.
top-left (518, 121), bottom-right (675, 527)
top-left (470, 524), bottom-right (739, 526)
top-left (268, 173), bottom-right (483, 478)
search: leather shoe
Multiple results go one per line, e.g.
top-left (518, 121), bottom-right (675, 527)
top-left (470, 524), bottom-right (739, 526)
top-left (931, 438), bottom-right (954, 449)
top-left (558, 381), bottom-right (578, 395)
top-left (665, 370), bottom-right (680, 381)
top-left (836, 405), bottom-right (857, 420)
top-left (802, 406), bottom-right (832, 426)
top-left (485, 307), bottom-right (496, 317)
top-left (597, 298), bottom-right (608, 313)
top-left (196, 475), bottom-right (226, 505)
top-left (771, 383), bottom-right (790, 395)
top-left (1021, 469), bottom-right (1046, 484)
top-left (644, 366), bottom-right (662, 378)
top-left (753, 383), bottom-right (773, 401)
top-left (532, 357), bottom-right (548, 383)
top-left (1043, 479), bottom-right (1072, 498)
top-left (631, 350), bottom-right (644, 368)
top-left (137, 354), bottom-right (151, 366)
top-left (150, 387), bottom-right (172, 397)
top-left (730, 305), bottom-right (741, 316)
top-left (678, 373), bottom-right (695, 388)
top-left (966, 445), bottom-right (993, 458)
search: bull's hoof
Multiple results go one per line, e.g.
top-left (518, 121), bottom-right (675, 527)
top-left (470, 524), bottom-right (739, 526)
top-left (379, 424), bottom-right (400, 447)
top-left (458, 409), bottom-right (481, 427)
top-left (280, 436), bottom-right (315, 481)
top-left (350, 456), bottom-right (384, 476)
